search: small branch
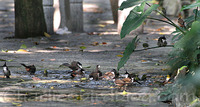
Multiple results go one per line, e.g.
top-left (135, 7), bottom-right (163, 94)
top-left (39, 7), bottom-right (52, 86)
top-left (134, 45), bottom-right (174, 52)
top-left (195, 7), bottom-right (198, 21)
top-left (147, 17), bottom-right (174, 26)
top-left (145, 3), bottom-right (186, 35)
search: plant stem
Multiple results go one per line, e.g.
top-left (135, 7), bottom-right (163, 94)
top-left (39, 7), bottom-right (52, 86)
top-left (147, 17), bottom-right (174, 26)
top-left (146, 3), bottom-right (186, 35)
top-left (134, 45), bottom-right (174, 52)
top-left (195, 7), bottom-right (198, 21)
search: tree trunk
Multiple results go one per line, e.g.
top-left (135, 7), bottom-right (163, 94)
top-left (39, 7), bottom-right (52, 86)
top-left (15, 0), bottom-right (47, 38)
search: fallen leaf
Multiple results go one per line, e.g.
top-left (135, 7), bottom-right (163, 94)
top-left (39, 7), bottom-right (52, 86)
top-left (81, 78), bottom-right (87, 81)
top-left (141, 60), bottom-right (147, 62)
top-left (115, 45), bottom-right (121, 47)
top-left (110, 86), bottom-right (114, 89)
top-left (148, 53), bottom-right (151, 55)
top-left (102, 42), bottom-right (107, 45)
top-left (80, 89), bottom-right (85, 92)
top-left (44, 32), bottom-right (51, 38)
top-left (80, 46), bottom-right (87, 50)
top-left (161, 68), bottom-right (168, 71)
top-left (120, 52), bottom-right (124, 54)
top-left (50, 86), bottom-right (54, 90)
top-left (17, 49), bottom-right (28, 52)
top-left (50, 59), bottom-right (56, 61)
top-left (122, 90), bottom-right (128, 95)
top-left (20, 44), bottom-right (27, 49)
top-left (12, 102), bottom-right (22, 106)
top-left (41, 59), bottom-right (44, 61)
top-left (155, 28), bottom-right (162, 31)
top-left (92, 42), bottom-right (99, 46)
top-left (159, 32), bottom-right (165, 35)
top-left (116, 55), bottom-right (123, 57)
top-left (76, 95), bottom-right (82, 100)
top-left (7, 59), bottom-right (13, 62)
top-left (65, 49), bottom-right (70, 51)
top-left (98, 24), bottom-right (105, 27)
top-left (52, 46), bottom-right (57, 48)
top-left (2, 50), bottom-right (8, 52)
top-left (153, 38), bottom-right (158, 41)
top-left (32, 77), bottom-right (41, 81)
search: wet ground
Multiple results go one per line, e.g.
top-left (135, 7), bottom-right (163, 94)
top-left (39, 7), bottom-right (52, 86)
top-left (0, 69), bottom-right (169, 107)
top-left (0, 0), bottom-right (177, 106)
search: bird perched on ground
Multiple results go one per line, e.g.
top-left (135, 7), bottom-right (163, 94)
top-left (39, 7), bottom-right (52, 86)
top-left (21, 63), bottom-right (36, 75)
top-left (61, 61), bottom-right (82, 71)
top-left (124, 71), bottom-right (141, 84)
top-left (71, 68), bottom-right (85, 78)
top-left (89, 65), bottom-right (102, 81)
top-left (157, 36), bottom-right (167, 47)
top-left (2, 62), bottom-right (11, 78)
top-left (101, 69), bottom-right (119, 80)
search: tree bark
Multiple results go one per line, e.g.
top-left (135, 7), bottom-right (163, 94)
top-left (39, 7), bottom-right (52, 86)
top-left (15, 0), bottom-right (47, 38)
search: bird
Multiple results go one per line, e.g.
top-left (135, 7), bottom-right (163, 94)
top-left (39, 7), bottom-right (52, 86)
top-left (142, 43), bottom-right (149, 48)
top-left (157, 36), bottom-right (167, 47)
top-left (21, 63), bottom-right (36, 75)
top-left (101, 69), bottom-right (119, 80)
top-left (60, 61), bottom-right (82, 71)
top-left (178, 17), bottom-right (185, 28)
top-left (2, 62), bottom-right (11, 78)
top-left (89, 65), bottom-right (102, 81)
top-left (124, 71), bottom-right (141, 84)
top-left (71, 67), bottom-right (85, 78)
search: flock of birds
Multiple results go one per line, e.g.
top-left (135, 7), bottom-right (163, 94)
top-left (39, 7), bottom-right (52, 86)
top-left (60, 61), bottom-right (145, 90)
top-left (1, 61), bottom-right (148, 90)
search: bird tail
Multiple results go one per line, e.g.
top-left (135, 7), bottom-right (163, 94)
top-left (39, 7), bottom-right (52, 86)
top-left (6, 76), bottom-right (10, 78)
top-left (20, 63), bottom-right (27, 67)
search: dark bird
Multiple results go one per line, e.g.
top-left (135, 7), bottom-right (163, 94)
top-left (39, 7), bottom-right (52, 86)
top-left (61, 61), bottom-right (82, 71)
top-left (21, 63), bottom-right (36, 75)
top-left (102, 69), bottom-right (119, 80)
top-left (2, 62), bottom-right (11, 78)
top-left (157, 36), bottom-right (167, 47)
top-left (89, 65), bottom-right (102, 81)
top-left (142, 43), bottom-right (149, 48)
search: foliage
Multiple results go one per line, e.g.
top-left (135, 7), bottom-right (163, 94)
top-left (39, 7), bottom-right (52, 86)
top-left (168, 21), bottom-right (200, 72)
top-left (117, 36), bottom-right (139, 70)
top-left (118, 0), bottom-right (200, 105)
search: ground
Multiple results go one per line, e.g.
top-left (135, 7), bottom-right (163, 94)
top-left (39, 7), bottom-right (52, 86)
top-left (0, 0), bottom-right (176, 107)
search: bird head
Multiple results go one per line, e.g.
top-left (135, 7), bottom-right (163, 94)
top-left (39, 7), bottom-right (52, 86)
top-left (3, 62), bottom-right (6, 67)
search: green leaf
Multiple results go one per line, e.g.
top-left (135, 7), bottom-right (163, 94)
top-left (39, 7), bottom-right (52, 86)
top-left (117, 36), bottom-right (139, 70)
top-left (181, 2), bottom-right (200, 11)
top-left (120, 4), bottom-right (159, 39)
top-left (80, 46), bottom-right (86, 50)
top-left (20, 44), bottom-right (27, 49)
top-left (119, 0), bottom-right (150, 10)
top-left (0, 59), bottom-right (13, 62)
